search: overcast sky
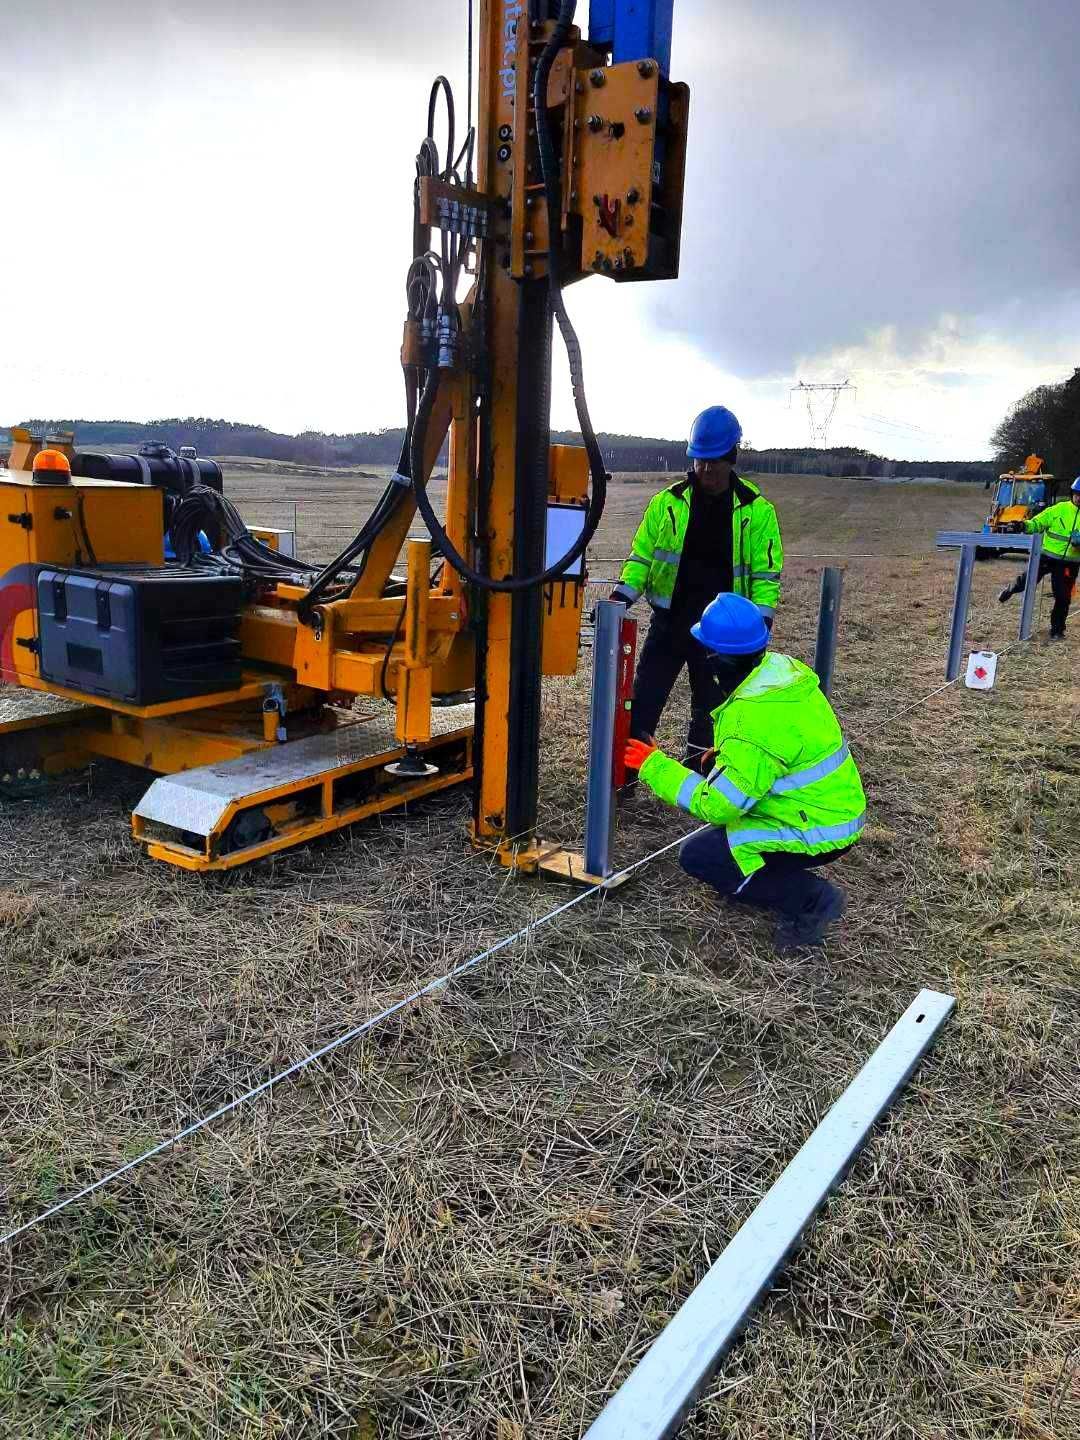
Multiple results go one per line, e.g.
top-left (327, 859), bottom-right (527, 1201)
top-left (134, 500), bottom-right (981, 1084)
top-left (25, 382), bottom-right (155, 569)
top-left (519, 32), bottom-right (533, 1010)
top-left (3, 0), bottom-right (1076, 459)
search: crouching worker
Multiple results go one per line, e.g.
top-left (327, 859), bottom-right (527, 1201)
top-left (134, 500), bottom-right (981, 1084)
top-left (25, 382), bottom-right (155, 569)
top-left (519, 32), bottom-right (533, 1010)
top-left (624, 593), bottom-right (866, 954)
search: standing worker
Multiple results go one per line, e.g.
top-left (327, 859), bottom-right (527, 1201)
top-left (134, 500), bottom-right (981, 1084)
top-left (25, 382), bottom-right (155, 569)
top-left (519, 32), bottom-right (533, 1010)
top-left (624, 593), bottom-right (865, 954)
top-left (999, 477), bottom-right (1080, 639)
top-left (611, 406), bottom-right (783, 769)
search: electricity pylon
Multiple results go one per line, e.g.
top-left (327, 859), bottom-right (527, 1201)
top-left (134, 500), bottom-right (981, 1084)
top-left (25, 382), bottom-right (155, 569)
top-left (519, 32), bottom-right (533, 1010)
top-left (791, 380), bottom-right (856, 447)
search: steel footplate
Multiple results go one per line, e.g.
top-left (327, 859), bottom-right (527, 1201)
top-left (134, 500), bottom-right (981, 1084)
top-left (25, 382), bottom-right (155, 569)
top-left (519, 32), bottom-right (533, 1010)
top-left (132, 704), bottom-right (475, 870)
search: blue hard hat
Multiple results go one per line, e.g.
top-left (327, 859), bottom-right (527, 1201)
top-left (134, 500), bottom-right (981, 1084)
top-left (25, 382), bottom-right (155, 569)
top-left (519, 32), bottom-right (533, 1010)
top-left (1071, 476), bottom-right (1080, 494)
top-left (691, 592), bottom-right (770, 655)
top-left (687, 405), bottom-right (743, 460)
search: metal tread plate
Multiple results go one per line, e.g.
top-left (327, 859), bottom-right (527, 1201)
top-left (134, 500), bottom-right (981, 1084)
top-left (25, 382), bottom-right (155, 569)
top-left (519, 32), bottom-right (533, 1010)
top-left (0, 683), bottom-right (90, 732)
top-left (133, 704), bottom-right (474, 837)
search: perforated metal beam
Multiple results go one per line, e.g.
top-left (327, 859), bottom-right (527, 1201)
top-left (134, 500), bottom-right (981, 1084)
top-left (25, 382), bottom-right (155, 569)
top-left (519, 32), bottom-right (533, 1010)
top-left (584, 988), bottom-right (957, 1440)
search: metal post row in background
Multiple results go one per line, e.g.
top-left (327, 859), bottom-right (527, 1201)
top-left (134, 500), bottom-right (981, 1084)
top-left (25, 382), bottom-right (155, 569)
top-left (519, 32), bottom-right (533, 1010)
top-left (936, 531), bottom-right (1044, 681)
top-left (813, 566), bottom-right (843, 697)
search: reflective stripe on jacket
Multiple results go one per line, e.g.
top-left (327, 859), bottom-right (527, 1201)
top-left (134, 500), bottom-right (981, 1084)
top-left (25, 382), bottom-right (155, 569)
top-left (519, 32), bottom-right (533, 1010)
top-left (613, 474), bottom-right (783, 620)
top-left (1025, 500), bottom-right (1080, 561)
top-left (638, 652), bottom-right (866, 877)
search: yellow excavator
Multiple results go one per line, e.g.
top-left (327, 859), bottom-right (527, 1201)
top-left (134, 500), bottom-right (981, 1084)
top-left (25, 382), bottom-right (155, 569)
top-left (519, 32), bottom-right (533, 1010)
top-left (980, 453), bottom-right (1060, 553)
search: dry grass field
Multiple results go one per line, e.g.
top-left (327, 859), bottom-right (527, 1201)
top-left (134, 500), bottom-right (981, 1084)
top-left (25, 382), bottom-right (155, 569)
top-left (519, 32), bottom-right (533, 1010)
top-left (0, 468), bottom-right (1077, 1438)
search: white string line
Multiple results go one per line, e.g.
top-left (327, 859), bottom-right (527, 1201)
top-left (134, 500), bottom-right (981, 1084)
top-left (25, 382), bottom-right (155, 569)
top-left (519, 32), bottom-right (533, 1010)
top-left (1, 566), bottom-right (1049, 1247)
top-left (0, 828), bottom-right (701, 1251)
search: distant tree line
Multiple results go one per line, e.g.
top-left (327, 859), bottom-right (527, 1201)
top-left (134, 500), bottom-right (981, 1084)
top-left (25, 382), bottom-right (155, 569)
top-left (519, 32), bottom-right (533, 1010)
top-left (992, 367), bottom-right (1080, 482)
top-left (4, 416), bottom-right (996, 482)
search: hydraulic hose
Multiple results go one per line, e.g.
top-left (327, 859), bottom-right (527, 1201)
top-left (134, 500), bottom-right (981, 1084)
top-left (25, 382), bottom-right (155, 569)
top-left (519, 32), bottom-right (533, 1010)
top-left (409, 0), bottom-right (609, 593)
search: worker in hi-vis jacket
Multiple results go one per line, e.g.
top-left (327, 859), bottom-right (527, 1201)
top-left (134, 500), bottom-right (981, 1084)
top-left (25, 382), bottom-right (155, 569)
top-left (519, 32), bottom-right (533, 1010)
top-left (611, 406), bottom-right (783, 769)
top-left (999, 475), bottom-right (1080, 639)
top-left (625, 593), bottom-right (865, 955)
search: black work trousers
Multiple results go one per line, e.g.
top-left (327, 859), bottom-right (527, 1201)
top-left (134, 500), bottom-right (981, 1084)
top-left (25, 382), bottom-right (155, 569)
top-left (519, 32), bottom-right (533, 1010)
top-left (680, 827), bottom-right (851, 921)
top-left (1013, 555), bottom-right (1078, 636)
top-left (630, 612), bottom-right (723, 760)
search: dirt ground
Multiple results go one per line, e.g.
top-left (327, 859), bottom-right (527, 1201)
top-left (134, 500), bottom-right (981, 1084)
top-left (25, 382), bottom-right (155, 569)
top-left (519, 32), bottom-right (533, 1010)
top-left (0, 471), bottom-right (1077, 1439)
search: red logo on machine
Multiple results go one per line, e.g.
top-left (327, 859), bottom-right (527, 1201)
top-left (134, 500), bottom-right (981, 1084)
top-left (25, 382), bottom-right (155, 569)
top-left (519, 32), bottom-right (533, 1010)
top-left (0, 564), bottom-right (35, 680)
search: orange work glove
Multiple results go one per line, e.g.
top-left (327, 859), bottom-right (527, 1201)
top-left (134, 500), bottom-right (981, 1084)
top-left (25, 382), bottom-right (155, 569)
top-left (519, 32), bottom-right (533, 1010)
top-left (624, 737), bottom-right (658, 772)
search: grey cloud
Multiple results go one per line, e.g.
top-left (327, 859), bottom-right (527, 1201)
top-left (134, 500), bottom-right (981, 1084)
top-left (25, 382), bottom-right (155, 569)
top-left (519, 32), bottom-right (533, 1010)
top-left (657, 0), bottom-right (1080, 375)
top-left (4, 0), bottom-right (1077, 383)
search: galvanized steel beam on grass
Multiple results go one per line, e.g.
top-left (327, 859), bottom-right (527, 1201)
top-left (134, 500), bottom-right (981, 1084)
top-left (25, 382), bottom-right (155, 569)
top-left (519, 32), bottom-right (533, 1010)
top-left (584, 988), bottom-right (957, 1440)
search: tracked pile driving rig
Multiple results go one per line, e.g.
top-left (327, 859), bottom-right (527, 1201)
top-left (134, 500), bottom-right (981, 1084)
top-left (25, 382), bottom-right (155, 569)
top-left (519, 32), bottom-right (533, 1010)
top-left (0, 0), bottom-right (688, 872)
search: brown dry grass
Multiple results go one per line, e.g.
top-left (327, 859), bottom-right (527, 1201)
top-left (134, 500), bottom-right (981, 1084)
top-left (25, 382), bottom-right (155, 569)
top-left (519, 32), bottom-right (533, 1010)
top-left (0, 472), bottom-right (1077, 1439)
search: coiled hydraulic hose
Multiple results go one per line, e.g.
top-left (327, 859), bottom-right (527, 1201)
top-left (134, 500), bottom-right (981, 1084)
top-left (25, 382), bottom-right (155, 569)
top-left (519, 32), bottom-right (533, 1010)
top-left (409, 0), bottom-right (609, 592)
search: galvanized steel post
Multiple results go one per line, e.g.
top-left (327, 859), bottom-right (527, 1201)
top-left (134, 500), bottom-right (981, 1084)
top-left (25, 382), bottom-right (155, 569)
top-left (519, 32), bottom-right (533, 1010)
top-left (813, 566), bottom-right (843, 696)
top-left (584, 599), bottom-right (624, 878)
top-left (945, 543), bottom-right (976, 681)
top-left (1018, 531), bottom-right (1044, 641)
top-left (583, 988), bottom-right (957, 1440)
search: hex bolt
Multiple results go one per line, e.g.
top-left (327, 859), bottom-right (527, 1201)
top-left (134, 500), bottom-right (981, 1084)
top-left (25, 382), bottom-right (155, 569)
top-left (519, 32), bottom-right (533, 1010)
top-left (497, 145), bottom-right (512, 162)
top-left (498, 123), bottom-right (513, 141)
top-left (634, 106), bottom-right (653, 123)
top-left (613, 255), bottom-right (625, 271)
top-left (589, 68), bottom-right (606, 87)
top-left (575, 80), bottom-right (584, 94)
top-left (626, 186), bottom-right (641, 204)
top-left (637, 60), bottom-right (655, 77)
top-left (587, 114), bottom-right (604, 132)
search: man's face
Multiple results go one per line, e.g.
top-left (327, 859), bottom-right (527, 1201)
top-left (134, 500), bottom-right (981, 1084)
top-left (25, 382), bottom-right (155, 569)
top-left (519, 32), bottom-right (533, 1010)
top-left (1072, 491), bottom-right (1080, 508)
top-left (693, 456), bottom-right (735, 494)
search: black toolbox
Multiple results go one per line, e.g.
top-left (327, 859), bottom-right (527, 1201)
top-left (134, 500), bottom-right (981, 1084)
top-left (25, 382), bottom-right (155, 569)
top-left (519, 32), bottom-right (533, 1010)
top-left (36, 565), bottom-right (243, 705)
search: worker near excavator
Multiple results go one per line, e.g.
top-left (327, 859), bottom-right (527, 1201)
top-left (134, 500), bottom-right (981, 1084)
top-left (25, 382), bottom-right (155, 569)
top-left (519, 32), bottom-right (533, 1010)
top-left (624, 593), bottom-right (865, 954)
top-left (611, 406), bottom-right (783, 770)
top-left (998, 476), bottom-right (1080, 639)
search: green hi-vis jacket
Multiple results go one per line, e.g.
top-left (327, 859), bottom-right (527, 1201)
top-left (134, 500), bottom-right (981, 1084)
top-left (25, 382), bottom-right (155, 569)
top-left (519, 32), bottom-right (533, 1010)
top-left (613, 474), bottom-right (783, 620)
top-left (1025, 500), bottom-right (1080, 561)
top-left (639, 652), bottom-right (866, 877)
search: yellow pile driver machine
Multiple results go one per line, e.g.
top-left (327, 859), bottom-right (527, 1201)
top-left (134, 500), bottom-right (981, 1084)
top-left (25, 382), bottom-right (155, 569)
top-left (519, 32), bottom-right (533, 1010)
top-left (0, 1), bottom-right (688, 873)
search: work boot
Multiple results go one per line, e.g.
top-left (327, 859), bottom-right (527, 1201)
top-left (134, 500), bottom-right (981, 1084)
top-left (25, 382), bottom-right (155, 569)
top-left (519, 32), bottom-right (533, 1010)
top-left (998, 575), bottom-right (1023, 603)
top-left (1049, 630), bottom-right (1065, 641)
top-left (774, 881), bottom-right (847, 955)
